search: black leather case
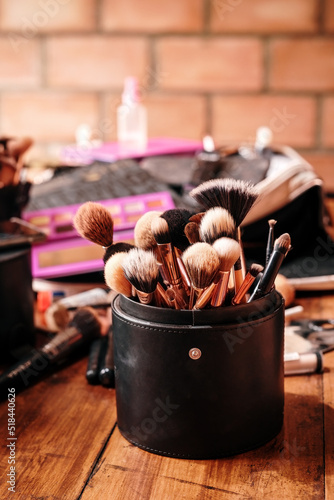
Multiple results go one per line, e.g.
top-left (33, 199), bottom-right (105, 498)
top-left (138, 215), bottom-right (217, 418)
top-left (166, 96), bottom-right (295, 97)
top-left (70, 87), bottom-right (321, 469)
top-left (112, 290), bottom-right (284, 459)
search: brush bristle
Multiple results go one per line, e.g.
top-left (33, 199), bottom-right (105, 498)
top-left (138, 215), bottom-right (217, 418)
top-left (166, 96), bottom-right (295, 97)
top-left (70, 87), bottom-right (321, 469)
top-left (134, 210), bottom-right (162, 250)
top-left (74, 201), bottom-right (114, 247)
top-left (274, 233), bottom-right (291, 255)
top-left (184, 222), bottom-right (200, 244)
top-left (122, 248), bottom-right (159, 293)
top-left (199, 207), bottom-right (236, 244)
top-left (190, 179), bottom-right (259, 226)
top-left (104, 252), bottom-right (132, 297)
top-left (161, 209), bottom-right (192, 251)
top-left (188, 212), bottom-right (205, 224)
top-left (151, 217), bottom-right (171, 245)
top-left (268, 219), bottom-right (277, 229)
top-left (182, 242), bottom-right (220, 289)
top-left (212, 237), bottom-right (240, 272)
top-left (103, 242), bottom-right (135, 264)
top-left (69, 307), bottom-right (102, 339)
top-left (249, 263), bottom-right (264, 277)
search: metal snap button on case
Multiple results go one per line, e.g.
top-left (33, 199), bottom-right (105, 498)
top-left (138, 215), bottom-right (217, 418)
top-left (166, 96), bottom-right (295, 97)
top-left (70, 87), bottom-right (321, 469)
top-left (189, 347), bottom-right (202, 360)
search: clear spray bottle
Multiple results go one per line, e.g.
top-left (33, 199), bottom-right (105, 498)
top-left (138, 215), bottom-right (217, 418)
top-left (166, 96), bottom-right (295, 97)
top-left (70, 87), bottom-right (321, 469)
top-left (117, 76), bottom-right (147, 154)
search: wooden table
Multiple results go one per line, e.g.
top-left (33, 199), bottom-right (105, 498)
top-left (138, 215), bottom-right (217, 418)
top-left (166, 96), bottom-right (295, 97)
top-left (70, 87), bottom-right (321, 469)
top-left (0, 292), bottom-right (333, 500)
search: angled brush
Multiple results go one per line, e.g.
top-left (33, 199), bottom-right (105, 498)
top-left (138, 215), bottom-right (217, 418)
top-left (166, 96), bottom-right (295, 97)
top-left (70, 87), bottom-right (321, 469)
top-left (232, 263), bottom-right (264, 305)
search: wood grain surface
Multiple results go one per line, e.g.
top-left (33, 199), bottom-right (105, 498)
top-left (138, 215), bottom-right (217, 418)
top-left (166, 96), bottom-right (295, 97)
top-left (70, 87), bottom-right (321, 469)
top-left (0, 294), bottom-right (333, 500)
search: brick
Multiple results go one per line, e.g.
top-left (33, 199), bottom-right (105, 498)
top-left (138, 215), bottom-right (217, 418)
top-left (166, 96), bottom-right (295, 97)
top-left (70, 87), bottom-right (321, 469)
top-left (0, 37), bottom-right (40, 86)
top-left (212, 95), bottom-right (316, 148)
top-left (270, 38), bottom-right (334, 91)
top-left (0, 0), bottom-right (96, 32)
top-left (102, 93), bottom-right (206, 141)
top-left (322, 97), bottom-right (334, 147)
top-left (46, 36), bottom-right (149, 89)
top-left (101, 0), bottom-right (203, 33)
top-left (303, 153), bottom-right (334, 192)
top-left (2, 92), bottom-right (99, 142)
top-left (211, 0), bottom-right (318, 33)
top-left (156, 37), bottom-right (263, 91)
top-left (325, 0), bottom-right (334, 32)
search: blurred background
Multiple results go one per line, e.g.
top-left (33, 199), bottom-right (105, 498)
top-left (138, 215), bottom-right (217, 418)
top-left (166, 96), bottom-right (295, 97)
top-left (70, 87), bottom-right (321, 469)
top-left (0, 0), bottom-right (333, 189)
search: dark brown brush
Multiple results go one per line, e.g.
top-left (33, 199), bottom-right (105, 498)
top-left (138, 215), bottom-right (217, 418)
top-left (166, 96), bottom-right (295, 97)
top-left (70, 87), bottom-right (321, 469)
top-left (161, 208), bottom-right (193, 251)
top-left (189, 178), bottom-right (259, 227)
top-left (184, 222), bottom-right (200, 244)
top-left (249, 263), bottom-right (264, 277)
top-left (73, 201), bottom-right (114, 247)
top-left (68, 307), bottom-right (102, 339)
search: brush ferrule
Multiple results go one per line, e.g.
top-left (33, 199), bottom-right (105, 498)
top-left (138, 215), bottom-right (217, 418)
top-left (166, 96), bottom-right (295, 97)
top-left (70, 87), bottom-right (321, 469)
top-left (210, 271), bottom-right (230, 307)
top-left (232, 272), bottom-right (256, 305)
top-left (135, 289), bottom-right (155, 305)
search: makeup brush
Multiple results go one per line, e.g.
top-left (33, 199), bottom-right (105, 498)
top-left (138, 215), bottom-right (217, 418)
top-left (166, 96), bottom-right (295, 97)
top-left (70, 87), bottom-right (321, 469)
top-left (199, 207), bottom-right (236, 245)
top-left (73, 201), bottom-right (114, 248)
top-left (232, 263), bottom-right (264, 305)
top-left (191, 178), bottom-right (259, 294)
top-left (161, 208), bottom-right (193, 252)
top-left (104, 251), bottom-right (133, 297)
top-left (189, 179), bottom-right (259, 226)
top-left (134, 210), bottom-right (163, 251)
top-left (266, 219), bottom-right (277, 266)
top-left (0, 307), bottom-right (102, 398)
top-left (103, 242), bottom-right (135, 264)
top-left (248, 233), bottom-right (291, 302)
top-left (182, 242), bottom-right (220, 309)
top-left (122, 248), bottom-right (161, 305)
top-left (184, 221), bottom-right (201, 244)
top-left (151, 216), bottom-right (188, 309)
top-left (194, 237), bottom-right (240, 309)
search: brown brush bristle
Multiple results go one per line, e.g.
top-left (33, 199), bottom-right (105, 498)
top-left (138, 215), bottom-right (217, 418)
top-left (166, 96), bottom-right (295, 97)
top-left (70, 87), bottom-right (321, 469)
top-left (151, 217), bottom-right (171, 245)
top-left (73, 201), bottom-right (114, 247)
top-left (188, 212), bottom-right (205, 224)
top-left (268, 219), bottom-right (277, 229)
top-left (104, 252), bottom-right (132, 297)
top-left (184, 222), bottom-right (200, 244)
top-left (69, 307), bottom-right (102, 338)
top-left (212, 237), bottom-right (240, 272)
top-left (103, 242), bottom-right (135, 264)
top-left (199, 207), bottom-right (236, 244)
top-left (182, 242), bottom-right (220, 289)
top-left (161, 208), bottom-right (192, 251)
top-left (122, 248), bottom-right (159, 293)
top-left (249, 263), bottom-right (264, 277)
top-left (190, 179), bottom-right (259, 227)
top-left (274, 233), bottom-right (291, 254)
top-left (134, 210), bottom-right (162, 250)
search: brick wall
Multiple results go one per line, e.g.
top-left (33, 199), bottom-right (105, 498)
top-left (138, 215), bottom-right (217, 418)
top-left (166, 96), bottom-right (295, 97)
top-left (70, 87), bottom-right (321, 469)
top-left (0, 0), bottom-right (333, 187)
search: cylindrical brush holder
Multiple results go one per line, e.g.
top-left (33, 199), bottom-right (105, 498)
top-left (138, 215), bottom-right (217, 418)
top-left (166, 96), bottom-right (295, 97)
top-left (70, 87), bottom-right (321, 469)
top-left (112, 289), bottom-right (284, 459)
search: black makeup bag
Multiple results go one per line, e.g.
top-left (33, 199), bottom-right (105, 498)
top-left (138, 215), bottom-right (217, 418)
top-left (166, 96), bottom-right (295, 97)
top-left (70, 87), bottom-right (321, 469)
top-left (112, 289), bottom-right (284, 459)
